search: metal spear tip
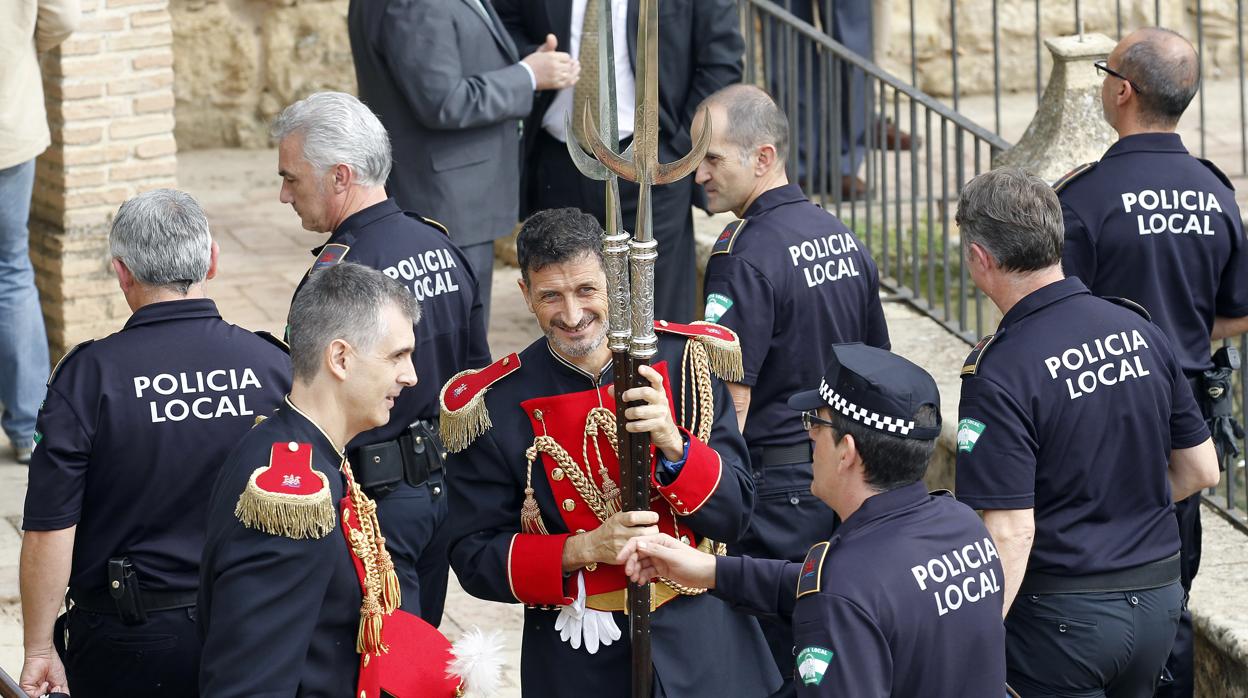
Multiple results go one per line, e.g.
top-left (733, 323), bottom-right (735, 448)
top-left (565, 111), bottom-right (609, 180)
top-left (654, 108), bottom-right (712, 185)
top-left (583, 102), bottom-right (639, 183)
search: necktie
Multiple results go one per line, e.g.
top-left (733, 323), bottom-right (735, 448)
top-left (571, 0), bottom-right (602, 146)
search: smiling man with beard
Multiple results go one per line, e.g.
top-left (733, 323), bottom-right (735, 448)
top-left (441, 208), bottom-right (778, 697)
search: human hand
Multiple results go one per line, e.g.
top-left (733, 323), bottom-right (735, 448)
top-left (619, 364), bottom-right (684, 461)
top-left (522, 34), bottom-right (580, 91)
top-left (617, 533), bottom-right (717, 589)
top-left (19, 648), bottom-right (68, 698)
top-left (568, 510), bottom-right (660, 569)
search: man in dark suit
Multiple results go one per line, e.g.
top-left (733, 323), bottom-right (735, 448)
top-left (496, 0), bottom-right (744, 323)
top-left (349, 0), bottom-right (579, 320)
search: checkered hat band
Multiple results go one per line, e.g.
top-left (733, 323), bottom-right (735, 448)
top-left (818, 379), bottom-right (915, 435)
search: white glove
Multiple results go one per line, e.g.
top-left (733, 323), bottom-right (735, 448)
top-left (554, 571), bottom-right (622, 654)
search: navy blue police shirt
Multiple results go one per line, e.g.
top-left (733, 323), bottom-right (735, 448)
top-left (291, 198), bottom-right (490, 448)
top-left (22, 299), bottom-right (291, 594)
top-left (955, 277), bottom-right (1209, 576)
top-left (715, 482), bottom-right (1006, 697)
top-left (198, 400), bottom-right (359, 697)
top-left (1060, 133), bottom-right (1248, 378)
top-left (703, 184), bottom-right (889, 448)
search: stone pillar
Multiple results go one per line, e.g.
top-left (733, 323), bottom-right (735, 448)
top-left (31, 0), bottom-right (178, 358)
top-left (994, 33), bottom-right (1118, 183)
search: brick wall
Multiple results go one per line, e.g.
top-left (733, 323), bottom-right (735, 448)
top-left (31, 0), bottom-right (178, 358)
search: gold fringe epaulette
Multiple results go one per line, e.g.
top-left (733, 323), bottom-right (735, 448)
top-left (234, 442), bottom-right (335, 540)
top-left (439, 353), bottom-right (521, 453)
top-left (655, 320), bottom-right (745, 382)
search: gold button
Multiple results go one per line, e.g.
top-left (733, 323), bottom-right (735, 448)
top-left (551, 467), bottom-right (565, 481)
top-left (680, 535), bottom-right (690, 545)
top-left (111, 580), bottom-right (121, 589)
top-left (586, 562), bottom-right (598, 571)
top-left (503, 356), bottom-right (511, 366)
top-left (287, 441), bottom-right (299, 452)
top-left (562, 499), bottom-right (576, 512)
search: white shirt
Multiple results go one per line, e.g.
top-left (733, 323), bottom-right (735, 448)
top-left (541, 0), bottom-right (636, 143)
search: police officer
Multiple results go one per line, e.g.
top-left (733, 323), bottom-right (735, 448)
top-left (199, 262), bottom-right (421, 696)
top-left (17, 190), bottom-right (291, 698)
top-left (695, 84), bottom-right (889, 695)
top-left (273, 92), bottom-right (491, 626)
top-left (1056, 28), bottom-right (1248, 696)
top-left (618, 343), bottom-right (1007, 697)
top-left (443, 208), bottom-right (780, 698)
top-left (956, 167), bottom-right (1221, 697)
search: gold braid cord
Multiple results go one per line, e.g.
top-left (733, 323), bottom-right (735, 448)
top-left (340, 459), bottom-right (400, 655)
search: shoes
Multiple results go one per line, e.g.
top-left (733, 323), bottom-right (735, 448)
top-left (840, 175), bottom-right (868, 200)
top-left (873, 118), bottom-right (920, 151)
top-left (14, 445), bottom-right (32, 464)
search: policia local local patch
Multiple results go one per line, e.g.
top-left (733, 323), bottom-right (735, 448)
top-left (957, 418), bottom-right (985, 453)
top-left (703, 293), bottom-right (734, 323)
top-left (796, 646), bottom-right (833, 686)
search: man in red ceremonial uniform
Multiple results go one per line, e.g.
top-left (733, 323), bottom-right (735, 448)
top-left (199, 262), bottom-right (495, 698)
top-left (442, 208), bottom-right (780, 697)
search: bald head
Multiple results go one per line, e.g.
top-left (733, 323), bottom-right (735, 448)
top-left (1112, 28), bottom-right (1200, 128)
top-left (698, 84), bottom-right (790, 163)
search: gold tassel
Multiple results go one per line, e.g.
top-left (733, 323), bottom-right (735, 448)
top-left (440, 389), bottom-right (490, 453)
top-left (378, 543), bottom-right (401, 614)
top-left (693, 333), bottom-right (745, 383)
top-left (356, 596), bottom-right (387, 655)
top-left (520, 486), bottom-right (550, 535)
top-left (234, 469), bottom-right (335, 540)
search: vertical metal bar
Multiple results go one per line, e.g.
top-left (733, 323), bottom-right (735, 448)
top-left (1197, 0), bottom-right (1206, 158)
top-left (822, 49), bottom-right (833, 202)
top-left (1115, 0), bottom-right (1122, 40)
top-left (956, 127), bottom-right (967, 334)
top-left (862, 71), bottom-right (874, 258)
top-left (1240, 0), bottom-right (1247, 175)
top-left (910, 0), bottom-right (918, 86)
top-left (912, 96), bottom-right (922, 303)
top-left (879, 80), bottom-right (888, 261)
top-left (744, 3), bottom-right (756, 85)
top-left (951, 0), bottom-right (960, 111)
top-left (1155, 0), bottom-right (1162, 25)
top-left (803, 37), bottom-right (815, 195)
top-left (893, 89), bottom-right (902, 280)
top-left (1075, 0), bottom-right (1082, 37)
top-left (937, 113), bottom-right (947, 321)
top-left (832, 53), bottom-right (844, 218)
top-left (993, 0), bottom-right (1002, 134)
top-left (1035, 0), bottom-right (1043, 108)
top-left (973, 138), bottom-right (983, 337)
top-left (787, 25), bottom-right (800, 185)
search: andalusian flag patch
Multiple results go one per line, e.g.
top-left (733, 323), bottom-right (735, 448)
top-left (796, 646), bottom-right (833, 686)
top-left (957, 418), bottom-right (986, 453)
top-left (703, 293), bottom-right (734, 323)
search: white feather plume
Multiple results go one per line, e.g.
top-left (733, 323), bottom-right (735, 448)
top-left (446, 627), bottom-right (505, 697)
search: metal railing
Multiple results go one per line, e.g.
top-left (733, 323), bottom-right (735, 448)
top-left (740, 0), bottom-right (1248, 529)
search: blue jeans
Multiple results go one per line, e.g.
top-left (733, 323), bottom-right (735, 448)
top-left (0, 159), bottom-right (49, 448)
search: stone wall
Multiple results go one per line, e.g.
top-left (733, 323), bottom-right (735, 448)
top-left (33, 0), bottom-right (180, 355)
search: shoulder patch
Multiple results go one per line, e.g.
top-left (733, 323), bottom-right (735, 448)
top-left (796, 541), bottom-right (830, 599)
top-left (439, 353), bottom-right (521, 453)
top-left (1052, 161), bottom-right (1097, 193)
top-left (47, 339), bottom-right (95, 386)
top-left (1104, 296), bottom-right (1151, 321)
top-left (310, 243), bottom-right (350, 273)
top-left (418, 214), bottom-right (450, 236)
top-left (1197, 158), bottom-right (1235, 190)
top-left (234, 441), bottom-right (335, 540)
top-left (655, 320), bottom-right (744, 382)
top-left (253, 330), bottom-right (290, 354)
top-left (710, 220), bottom-right (746, 256)
top-left (960, 333), bottom-right (997, 377)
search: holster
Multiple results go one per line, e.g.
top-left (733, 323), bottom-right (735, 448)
top-left (350, 420), bottom-right (446, 495)
top-left (107, 557), bottom-right (147, 626)
top-left (1198, 346), bottom-right (1243, 468)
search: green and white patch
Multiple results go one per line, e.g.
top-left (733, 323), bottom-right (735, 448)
top-left (957, 418), bottom-right (986, 453)
top-left (796, 646), bottom-right (833, 686)
top-left (703, 293), bottom-right (734, 323)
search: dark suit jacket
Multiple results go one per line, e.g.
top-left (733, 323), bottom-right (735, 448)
top-left (349, 0), bottom-right (534, 247)
top-left (495, 0), bottom-right (743, 211)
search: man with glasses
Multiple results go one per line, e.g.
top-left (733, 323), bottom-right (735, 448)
top-left (617, 343), bottom-right (1008, 697)
top-left (1057, 28), bottom-right (1248, 697)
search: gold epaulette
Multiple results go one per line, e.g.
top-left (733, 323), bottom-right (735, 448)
top-left (960, 334), bottom-right (997, 377)
top-left (655, 320), bottom-right (744, 382)
top-left (234, 441), bottom-right (335, 539)
top-left (439, 353), bottom-right (521, 453)
top-left (1052, 161), bottom-right (1096, 193)
top-left (710, 220), bottom-right (746, 256)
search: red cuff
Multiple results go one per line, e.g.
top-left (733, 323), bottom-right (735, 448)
top-left (651, 428), bottom-right (723, 516)
top-left (507, 533), bottom-right (575, 607)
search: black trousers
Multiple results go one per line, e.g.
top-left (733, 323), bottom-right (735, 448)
top-left (1006, 583), bottom-right (1183, 698)
top-left (530, 131), bottom-right (698, 323)
top-left (1154, 496), bottom-right (1201, 698)
top-left (55, 605), bottom-right (200, 698)
top-left (372, 473), bottom-right (451, 625)
top-left (726, 457), bottom-right (840, 698)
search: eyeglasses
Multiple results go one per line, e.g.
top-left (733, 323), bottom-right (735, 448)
top-left (801, 409), bottom-right (836, 431)
top-left (1093, 59), bottom-right (1144, 94)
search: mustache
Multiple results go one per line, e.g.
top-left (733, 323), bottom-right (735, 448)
top-left (551, 314), bottom-right (599, 332)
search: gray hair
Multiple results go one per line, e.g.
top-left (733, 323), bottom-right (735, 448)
top-left (699, 84), bottom-right (790, 163)
top-left (271, 92), bottom-right (392, 187)
top-left (109, 189), bottom-right (212, 294)
top-left (287, 262), bottom-right (421, 382)
top-left (955, 167), bottom-right (1063, 272)
top-left (1118, 28), bottom-right (1200, 128)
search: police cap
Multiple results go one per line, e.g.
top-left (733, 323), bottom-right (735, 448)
top-left (788, 343), bottom-right (941, 440)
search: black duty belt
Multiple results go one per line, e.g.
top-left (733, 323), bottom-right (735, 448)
top-left (350, 419), bottom-right (445, 492)
top-left (1018, 553), bottom-right (1181, 595)
top-left (68, 587), bottom-right (196, 615)
top-left (760, 442), bottom-right (813, 467)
